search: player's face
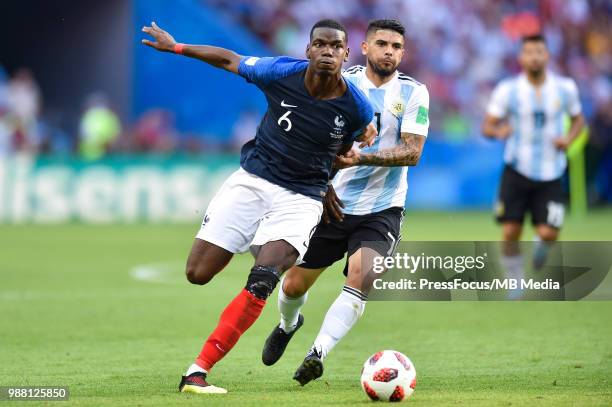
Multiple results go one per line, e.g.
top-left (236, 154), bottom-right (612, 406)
top-left (519, 41), bottom-right (548, 75)
top-left (362, 29), bottom-right (404, 77)
top-left (306, 28), bottom-right (349, 74)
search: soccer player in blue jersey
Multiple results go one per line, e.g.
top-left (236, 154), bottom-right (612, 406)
top-left (260, 19), bottom-right (429, 385)
top-left (142, 19), bottom-right (376, 394)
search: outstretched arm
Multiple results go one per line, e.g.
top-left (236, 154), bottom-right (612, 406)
top-left (141, 22), bottom-right (242, 73)
top-left (335, 132), bottom-right (426, 169)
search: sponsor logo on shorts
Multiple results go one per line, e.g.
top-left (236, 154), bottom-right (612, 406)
top-left (303, 225), bottom-right (317, 248)
top-left (546, 201), bottom-right (564, 228)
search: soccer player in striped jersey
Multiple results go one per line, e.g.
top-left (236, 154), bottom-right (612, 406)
top-left (260, 19), bottom-right (429, 385)
top-left (482, 34), bottom-right (584, 276)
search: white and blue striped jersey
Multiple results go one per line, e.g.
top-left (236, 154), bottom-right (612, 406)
top-left (333, 66), bottom-right (430, 215)
top-left (487, 71), bottom-right (582, 181)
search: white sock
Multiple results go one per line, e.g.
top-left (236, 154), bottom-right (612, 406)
top-left (311, 286), bottom-right (366, 360)
top-left (501, 253), bottom-right (524, 280)
top-left (185, 363), bottom-right (207, 376)
top-left (278, 280), bottom-right (308, 333)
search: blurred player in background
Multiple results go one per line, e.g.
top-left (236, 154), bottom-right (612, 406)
top-left (482, 34), bottom-right (585, 277)
top-left (142, 19), bottom-right (376, 394)
top-left (261, 19), bottom-right (429, 385)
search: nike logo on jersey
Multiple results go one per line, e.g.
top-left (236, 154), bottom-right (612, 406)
top-left (280, 100), bottom-right (298, 108)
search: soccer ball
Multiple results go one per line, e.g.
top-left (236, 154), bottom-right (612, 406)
top-left (360, 350), bottom-right (416, 402)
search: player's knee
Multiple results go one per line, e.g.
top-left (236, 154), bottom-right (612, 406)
top-left (281, 274), bottom-right (308, 298)
top-left (502, 226), bottom-right (521, 241)
top-left (503, 230), bottom-right (521, 241)
top-left (345, 266), bottom-right (363, 290)
top-left (245, 265), bottom-right (281, 300)
top-left (538, 227), bottom-right (558, 241)
top-left (185, 264), bottom-right (214, 286)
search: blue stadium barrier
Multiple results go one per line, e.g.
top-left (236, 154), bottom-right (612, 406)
top-left (133, 0), bottom-right (272, 141)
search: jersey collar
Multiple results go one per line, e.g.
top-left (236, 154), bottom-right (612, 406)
top-left (362, 67), bottom-right (399, 89)
top-left (519, 70), bottom-right (553, 89)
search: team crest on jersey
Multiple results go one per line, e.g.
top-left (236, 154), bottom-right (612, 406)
top-left (390, 100), bottom-right (405, 118)
top-left (335, 115), bottom-right (345, 127)
top-left (330, 115), bottom-right (346, 139)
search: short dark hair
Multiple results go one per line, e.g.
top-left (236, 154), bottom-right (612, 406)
top-left (366, 19), bottom-right (406, 37)
top-left (522, 34), bottom-right (547, 46)
top-left (309, 19), bottom-right (348, 42)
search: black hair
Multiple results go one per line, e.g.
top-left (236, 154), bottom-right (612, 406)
top-left (521, 34), bottom-right (547, 45)
top-left (309, 19), bottom-right (348, 42)
top-left (366, 19), bottom-right (406, 37)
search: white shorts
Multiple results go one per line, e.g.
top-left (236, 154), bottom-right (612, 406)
top-left (196, 167), bottom-right (323, 263)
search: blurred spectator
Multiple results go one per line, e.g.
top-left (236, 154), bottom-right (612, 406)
top-left (0, 109), bottom-right (10, 157)
top-left (229, 108), bottom-right (260, 151)
top-left (39, 110), bottom-right (73, 155)
top-left (7, 68), bottom-right (41, 152)
top-left (0, 66), bottom-right (10, 156)
top-left (130, 108), bottom-right (177, 153)
top-left (78, 93), bottom-right (121, 160)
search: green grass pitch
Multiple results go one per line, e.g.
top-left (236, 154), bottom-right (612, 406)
top-left (1, 210), bottom-right (611, 406)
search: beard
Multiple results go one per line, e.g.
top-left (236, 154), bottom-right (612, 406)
top-left (367, 57), bottom-right (398, 78)
top-left (527, 65), bottom-right (545, 77)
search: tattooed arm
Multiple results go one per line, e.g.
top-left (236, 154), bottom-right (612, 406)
top-left (335, 132), bottom-right (426, 169)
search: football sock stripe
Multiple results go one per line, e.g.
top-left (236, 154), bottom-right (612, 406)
top-left (343, 285), bottom-right (368, 301)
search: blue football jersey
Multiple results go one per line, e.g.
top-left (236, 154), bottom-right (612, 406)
top-left (237, 56), bottom-right (373, 200)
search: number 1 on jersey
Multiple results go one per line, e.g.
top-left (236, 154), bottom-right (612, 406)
top-left (374, 112), bottom-right (381, 134)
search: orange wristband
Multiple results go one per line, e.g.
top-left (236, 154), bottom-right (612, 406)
top-left (174, 43), bottom-right (185, 54)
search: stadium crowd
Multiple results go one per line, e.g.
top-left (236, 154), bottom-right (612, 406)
top-left (211, 0), bottom-right (612, 202)
top-left (211, 0), bottom-right (611, 141)
top-left (1, 0), bottom-right (610, 200)
top-left (0, 66), bottom-right (185, 159)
